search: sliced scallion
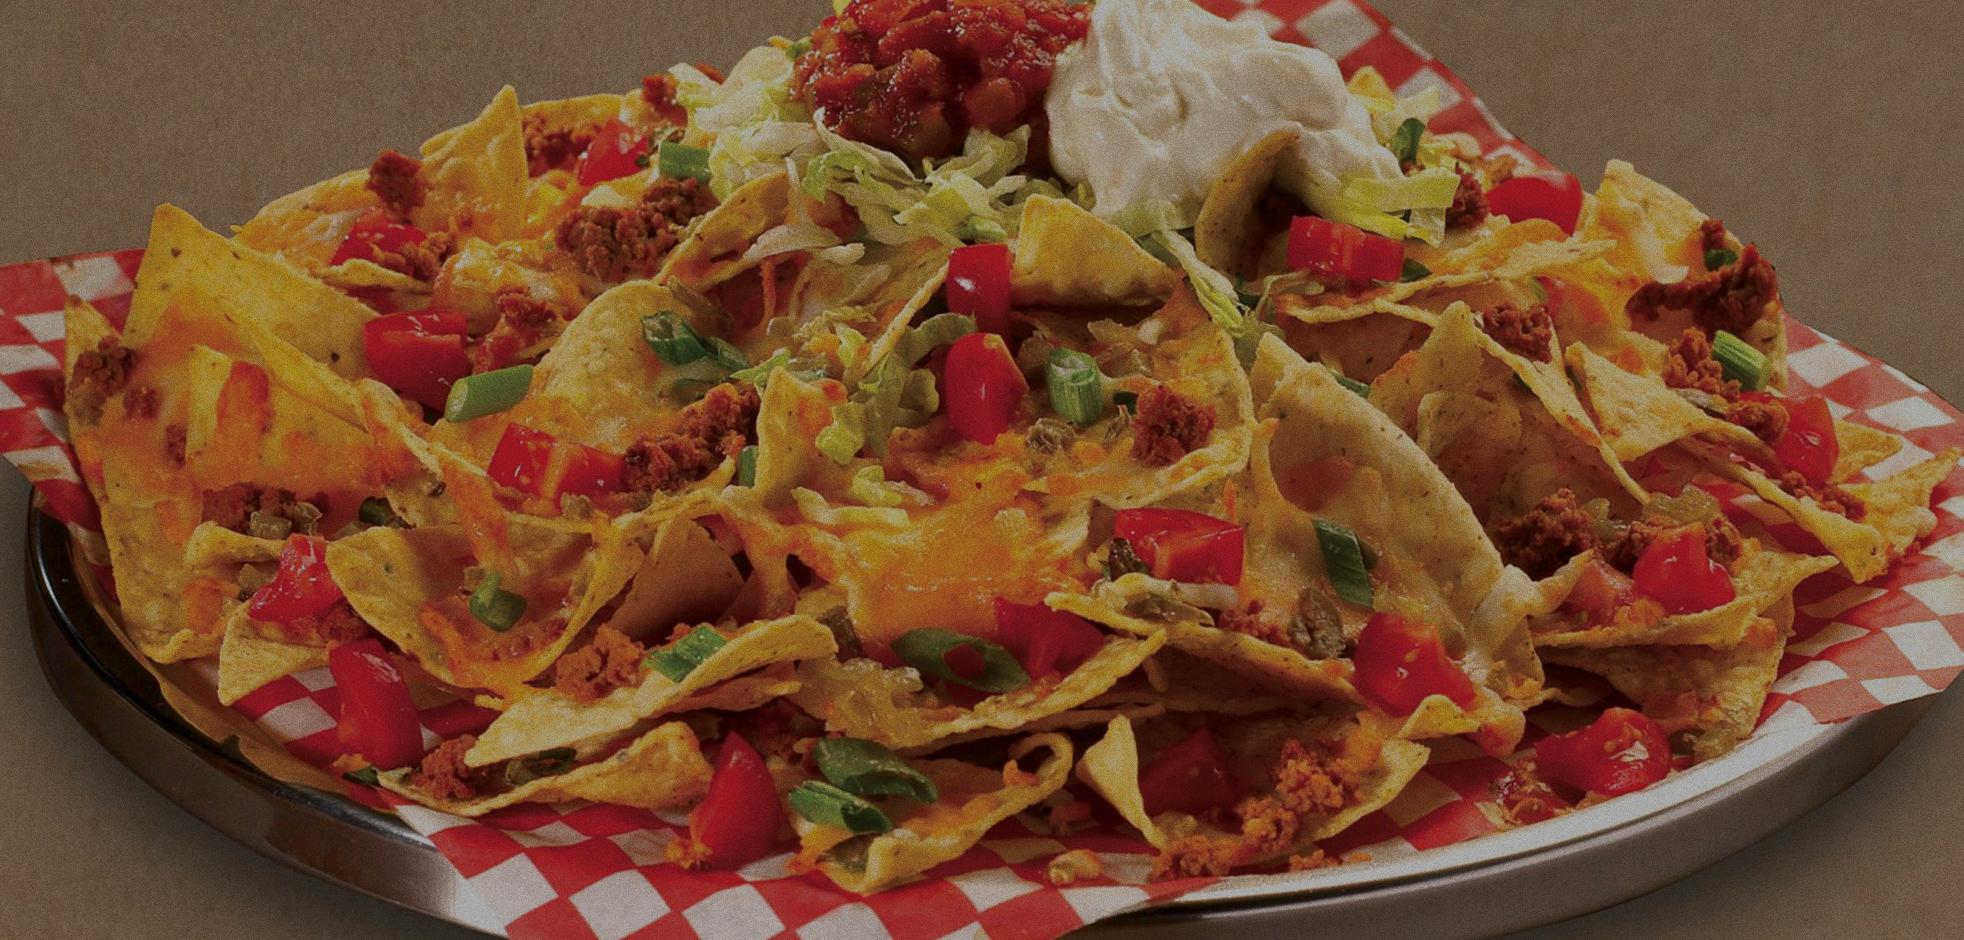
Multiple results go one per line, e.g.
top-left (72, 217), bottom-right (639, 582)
top-left (735, 445), bottom-right (759, 487)
top-left (892, 629), bottom-right (1029, 694)
top-left (1711, 330), bottom-right (1769, 391)
top-left (1400, 258), bottom-right (1431, 282)
top-left (1388, 117), bottom-right (1426, 166)
top-left (358, 497), bottom-right (403, 528)
top-left (444, 364), bottom-right (533, 422)
top-left (658, 141), bottom-right (712, 183)
top-left (813, 737), bottom-right (937, 803)
top-left (1046, 348), bottom-right (1107, 427)
top-left (706, 336), bottom-right (751, 372)
top-left (1333, 373), bottom-right (1372, 398)
top-left (1312, 520), bottom-right (1375, 608)
top-left (647, 624), bottom-right (728, 682)
top-left (504, 747), bottom-right (577, 787)
top-left (1704, 247), bottom-right (1739, 271)
top-left (469, 572), bottom-right (527, 633)
top-left (787, 780), bottom-right (893, 834)
top-left (643, 312), bottom-right (710, 366)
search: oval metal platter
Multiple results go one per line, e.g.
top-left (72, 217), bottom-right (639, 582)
top-left (25, 510), bottom-right (1934, 938)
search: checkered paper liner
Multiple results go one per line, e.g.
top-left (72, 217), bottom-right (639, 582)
top-left (6, 1), bottom-right (1961, 937)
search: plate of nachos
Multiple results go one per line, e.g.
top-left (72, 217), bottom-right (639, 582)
top-left (25, 0), bottom-right (1964, 933)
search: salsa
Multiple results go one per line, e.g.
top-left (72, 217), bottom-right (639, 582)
top-left (793, 0), bottom-right (1088, 161)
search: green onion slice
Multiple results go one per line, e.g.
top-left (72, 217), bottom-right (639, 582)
top-left (1710, 329), bottom-right (1769, 391)
top-left (1388, 117), bottom-right (1426, 166)
top-left (469, 572), bottom-right (527, 633)
top-left (1106, 537), bottom-right (1149, 580)
top-left (658, 141), bottom-right (713, 183)
top-left (504, 747), bottom-right (578, 787)
top-left (1112, 390), bottom-right (1139, 414)
top-left (706, 336), bottom-right (751, 372)
top-left (648, 624), bottom-right (728, 682)
top-left (1400, 258), bottom-right (1432, 282)
top-left (1333, 373), bottom-right (1372, 398)
top-left (735, 445), bottom-right (759, 487)
top-left (342, 766), bottom-right (380, 786)
top-left (1046, 348), bottom-right (1107, 427)
top-left (1704, 247), bottom-right (1739, 271)
top-left (891, 629), bottom-right (1029, 693)
top-left (643, 312), bottom-right (710, 366)
top-left (358, 497), bottom-right (403, 528)
top-left (787, 780), bottom-right (893, 835)
top-left (1312, 520), bottom-right (1375, 608)
top-left (813, 737), bottom-right (937, 803)
top-left (444, 364), bottom-right (534, 422)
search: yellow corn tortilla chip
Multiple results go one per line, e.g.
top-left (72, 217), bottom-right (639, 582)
top-left (1010, 195), bottom-right (1176, 306)
top-left (801, 732), bottom-right (1073, 893)
top-left (382, 720), bottom-right (713, 817)
top-left (1531, 544), bottom-right (1835, 649)
top-left (216, 608), bottom-right (330, 707)
top-left (413, 85), bottom-right (529, 242)
top-left (1566, 342), bottom-right (1766, 463)
top-left (788, 630), bottom-right (1164, 753)
top-left (661, 172), bottom-right (795, 288)
top-left (1543, 599), bottom-right (1797, 762)
top-left (1194, 129), bottom-right (1298, 282)
top-left (1075, 714), bottom-right (1427, 864)
top-left (465, 614), bottom-right (836, 766)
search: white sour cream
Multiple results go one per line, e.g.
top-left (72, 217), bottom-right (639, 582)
top-left (1044, 0), bottom-right (1399, 221)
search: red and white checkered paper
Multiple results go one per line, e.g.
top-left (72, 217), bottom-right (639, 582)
top-left (6, 1), bottom-right (1962, 937)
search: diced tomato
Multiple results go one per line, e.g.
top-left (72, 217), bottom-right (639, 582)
top-left (942, 332), bottom-right (1027, 443)
top-left (1533, 707), bottom-right (1671, 797)
top-left (363, 310), bottom-right (470, 411)
top-left (1351, 613), bottom-right (1479, 716)
top-left (328, 638), bottom-right (424, 770)
top-left (993, 598), bottom-right (1106, 678)
top-left (1138, 727), bottom-right (1240, 818)
top-left (330, 208), bottom-right (428, 267)
top-left (685, 733), bottom-right (784, 869)
top-left (1561, 556), bottom-right (1637, 625)
top-left (1772, 394), bottom-right (1838, 486)
top-left (1111, 508), bottom-right (1245, 585)
top-left (1287, 216), bottom-right (1405, 282)
top-left (946, 243), bottom-right (1014, 334)
top-left (574, 117), bottom-right (652, 186)
top-left (1492, 767), bottom-right (1569, 824)
top-left (1631, 527), bottom-right (1734, 615)
top-left (247, 535), bottom-right (345, 624)
top-left (488, 423), bottom-right (625, 500)
top-left (1486, 172), bottom-right (1583, 235)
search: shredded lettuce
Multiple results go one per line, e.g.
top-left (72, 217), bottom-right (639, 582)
top-left (673, 45), bottom-right (820, 200)
top-left (812, 315), bottom-right (972, 462)
top-left (802, 125), bottom-right (1047, 247)
top-left (1142, 230), bottom-right (1248, 338)
top-left (794, 487), bottom-right (910, 528)
top-left (846, 465), bottom-right (928, 508)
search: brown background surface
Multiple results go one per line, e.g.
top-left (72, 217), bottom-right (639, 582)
top-left (2, 1), bottom-right (1960, 937)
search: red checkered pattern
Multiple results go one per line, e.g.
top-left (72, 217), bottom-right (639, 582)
top-left (5, 2), bottom-right (1960, 937)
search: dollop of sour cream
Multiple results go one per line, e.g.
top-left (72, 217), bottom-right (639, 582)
top-left (1045, 0), bottom-right (1398, 221)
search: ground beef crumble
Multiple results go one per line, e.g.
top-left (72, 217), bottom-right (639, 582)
top-left (67, 336), bottom-right (137, 420)
top-left (555, 177), bottom-right (716, 282)
top-left (121, 385), bottom-right (159, 420)
top-left (1725, 395), bottom-right (1790, 445)
top-left (410, 735), bottom-right (483, 802)
top-left (1626, 244), bottom-right (1780, 335)
top-left (200, 483), bottom-right (323, 535)
top-left (551, 626), bottom-right (648, 702)
top-left (1151, 729), bottom-right (1379, 881)
top-left (1131, 384), bottom-right (1215, 467)
top-left (370, 230), bottom-right (455, 282)
top-left (1606, 516), bottom-right (1744, 571)
top-left (641, 73), bottom-right (689, 126)
top-left (1446, 169), bottom-right (1489, 229)
top-left (1493, 488), bottom-right (1598, 579)
top-left (1214, 601), bottom-right (1291, 649)
top-left (1661, 328), bottom-right (1737, 398)
top-left (365, 149), bottom-right (425, 220)
top-left (522, 111), bottom-right (597, 176)
top-left (1480, 302), bottom-right (1554, 361)
top-left (622, 382), bottom-right (761, 493)
top-left (468, 288), bottom-right (571, 373)
top-left (1779, 470), bottom-right (1866, 520)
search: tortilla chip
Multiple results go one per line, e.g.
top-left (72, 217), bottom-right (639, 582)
top-left (465, 614), bottom-right (836, 766)
top-left (790, 630), bottom-right (1164, 752)
top-left (1076, 713), bottom-right (1427, 865)
top-left (661, 172), bottom-right (795, 288)
top-left (801, 732), bottom-right (1073, 892)
top-left (1010, 195), bottom-right (1176, 306)
top-left (414, 85), bottom-right (529, 242)
top-left (1532, 544), bottom-right (1835, 649)
top-left (382, 720), bottom-right (712, 817)
top-left (1194, 129), bottom-right (1298, 281)
top-left (216, 609), bottom-right (330, 706)
top-left (1566, 343), bottom-right (1765, 463)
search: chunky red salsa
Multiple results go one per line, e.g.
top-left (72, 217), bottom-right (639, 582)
top-left (793, 0), bottom-right (1088, 161)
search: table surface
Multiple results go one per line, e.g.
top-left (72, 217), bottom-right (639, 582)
top-left (4, 1), bottom-right (1960, 937)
